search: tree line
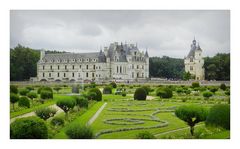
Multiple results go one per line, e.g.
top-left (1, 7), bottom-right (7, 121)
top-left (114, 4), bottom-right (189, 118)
top-left (10, 44), bottom-right (230, 81)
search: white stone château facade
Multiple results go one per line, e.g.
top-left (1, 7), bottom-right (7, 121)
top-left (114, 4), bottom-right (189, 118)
top-left (37, 42), bottom-right (149, 82)
top-left (184, 38), bottom-right (205, 80)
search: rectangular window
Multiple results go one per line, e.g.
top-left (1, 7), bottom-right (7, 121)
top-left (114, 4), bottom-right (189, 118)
top-left (190, 58), bottom-right (193, 62)
top-left (58, 65), bottom-right (60, 70)
top-left (86, 65), bottom-right (88, 69)
top-left (93, 65), bottom-right (95, 70)
top-left (72, 73), bottom-right (74, 77)
top-left (99, 66), bottom-right (101, 69)
top-left (132, 64), bottom-right (134, 69)
top-left (65, 65), bottom-right (67, 70)
top-left (50, 65), bottom-right (52, 70)
top-left (64, 73), bottom-right (66, 77)
top-left (80, 65), bottom-right (81, 69)
top-left (49, 73), bottom-right (51, 77)
top-left (72, 65), bottom-right (74, 70)
top-left (78, 73), bottom-right (80, 77)
top-left (43, 65), bottom-right (45, 70)
top-left (132, 72), bottom-right (134, 78)
top-left (86, 72), bottom-right (88, 77)
top-left (43, 73), bottom-right (45, 77)
top-left (92, 73), bottom-right (94, 77)
top-left (190, 66), bottom-right (193, 70)
top-left (57, 73), bottom-right (59, 77)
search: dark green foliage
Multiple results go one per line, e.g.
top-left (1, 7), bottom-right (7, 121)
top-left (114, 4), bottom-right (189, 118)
top-left (75, 96), bottom-right (88, 108)
top-left (37, 86), bottom-right (53, 94)
top-left (122, 91), bottom-right (127, 97)
top-left (90, 82), bottom-right (96, 88)
top-left (51, 117), bottom-right (65, 126)
top-left (27, 92), bottom-right (37, 100)
top-left (110, 82), bottom-right (117, 88)
top-left (88, 88), bottom-right (102, 101)
top-left (209, 87), bottom-right (218, 94)
top-left (176, 88), bottom-right (184, 94)
top-left (149, 56), bottom-right (184, 79)
top-left (35, 107), bottom-right (57, 120)
top-left (19, 88), bottom-right (30, 96)
top-left (141, 86), bottom-right (151, 95)
top-left (10, 116), bottom-right (48, 139)
top-left (134, 88), bottom-right (147, 100)
top-left (220, 83), bottom-right (227, 90)
top-left (65, 124), bottom-right (93, 139)
top-left (203, 91), bottom-right (213, 99)
top-left (26, 86), bottom-right (34, 91)
top-left (10, 93), bottom-right (19, 110)
top-left (192, 82), bottom-right (200, 88)
top-left (156, 87), bottom-right (173, 98)
top-left (56, 98), bottom-right (76, 113)
top-left (184, 89), bottom-right (191, 95)
top-left (183, 71), bottom-right (194, 80)
top-left (206, 104), bottom-right (230, 130)
top-left (10, 44), bottom-right (40, 81)
top-left (40, 90), bottom-right (53, 99)
top-left (71, 85), bottom-right (79, 93)
top-left (225, 89), bottom-right (230, 96)
top-left (175, 105), bottom-right (208, 136)
top-left (10, 85), bottom-right (18, 94)
top-left (103, 86), bottom-right (112, 94)
top-left (204, 53), bottom-right (230, 81)
top-left (136, 131), bottom-right (156, 139)
top-left (18, 96), bottom-right (30, 108)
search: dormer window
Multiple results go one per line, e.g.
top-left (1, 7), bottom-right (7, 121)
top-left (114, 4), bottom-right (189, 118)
top-left (190, 58), bottom-right (193, 62)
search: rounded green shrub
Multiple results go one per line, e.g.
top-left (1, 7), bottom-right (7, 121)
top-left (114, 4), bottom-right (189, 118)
top-left (19, 88), bottom-right (30, 96)
top-left (18, 96), bottom-right (30, 108)
top-left (10, 93), bottom-right (19, 110)
top-left (203, 91), bottom-right (213, 99)
top-left (176, 88), bottom-right (184, 94)
top-left (88, 88), bottom-right (102, 101)
top-left (141, 86), bottom-right (151, 95)
top-left (122, 91), bottom-right (127, 97)
top-left (103, 86), bottom-right (112, 94)
top-left (156, 87), bottom-right (173, 98)
top-left (209, 87), bottom-right (218, 94)
top-left (220, 83), bottom-right (227, 90)
top-left (192, 82), bottom-right (200, 88)
top-left (225, 89), bottom-right (230, 96)
top-left (65, 124), bottom-right (93, 139)
top-left (10, 85), bottom-right (18, 94)
top-left (56, 98), bottom-right (76, 113)
top-left (27, 92), bottom-right (38, 100)
top-left (75, 96), bottom-right (88, 108)
top-left (51, 117), bottom-right (64, 126)
top-left (175, 105), bottom-right (208, 136)
top-left (37, 86), bottom-right (53, 94)
top-left (134, 88), bottom-right (147, 100)
top-left (136, 131), bottom-right (155, 139)
top-left (206, 104), bottom-right (230, 130)
top-left (10, 116), bottom-right (48, 139)
top-left (40, 90), bottom-right (53, 99)
top-left (26, 86), bottom-right (34, 91)
top-left (35, 107), bottom-right (57, 120)
top-left (110, 82), bottom-right (117, 88)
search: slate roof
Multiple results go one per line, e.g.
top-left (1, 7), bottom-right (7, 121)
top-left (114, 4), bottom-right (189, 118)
top-left (187, 39), bottom-right (202, 58)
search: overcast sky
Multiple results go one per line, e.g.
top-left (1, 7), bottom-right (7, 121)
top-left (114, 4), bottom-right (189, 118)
top-left (10, 10), bottom-right (230, 58)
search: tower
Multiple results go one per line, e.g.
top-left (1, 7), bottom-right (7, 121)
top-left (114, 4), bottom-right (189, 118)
top-left (184, 38), bottom-right (205, 80)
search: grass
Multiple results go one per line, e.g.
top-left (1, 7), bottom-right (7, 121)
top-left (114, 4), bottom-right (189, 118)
top-left (53, 101), bottom-right (104, 139)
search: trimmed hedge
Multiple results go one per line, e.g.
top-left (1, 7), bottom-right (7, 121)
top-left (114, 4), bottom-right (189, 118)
top-left (40, 90), bottom-right (53, 99)
top-left (206, 104), bottom-right (230, 130)
top-left (27, 92), bottom-right (38, 100)
top-left (88, 88), bottom-right (102, 101)
top-left (18, 96), bottom-right (30, 108)
top-left (110, 82), bottom-right (117, 88)
top-left (134, 88), bottom-right (147, 100)
top-left (10, 116), bottom-right (48, 139)
top-left (10, 93), bottom-right (19, 110)
top-left (10, 85), bottom-right (18, 94)
top-left (19, 88), bottom-right (30, 96)
top-left (220, 83), bottom-right (227, 91)
top-left (37, 86), bottom-right (53, 94)
top-left (156, 87), bottom-right (173, 98)
top-left (56, 98), bottom-right (76, 113)
top-left (65, 124), bottom-right (93, 139)
top-left (75, 96), bottom-right (88, 108)
top-left (203, 91), bottom-right (213, 99)
top-left (51, 117), bottom-right (65, 126)
top-left (103, 86), bottom-right (112, 94)
top-left (192, 82), bottom-right (200, 88)
top-left (136, 131), bottom-right (156, 139)
top-left (35, 107), bottom-right (57, 120)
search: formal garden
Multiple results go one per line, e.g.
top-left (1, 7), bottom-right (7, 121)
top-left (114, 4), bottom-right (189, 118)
top-left (10, 81), bottom-right (230, 139)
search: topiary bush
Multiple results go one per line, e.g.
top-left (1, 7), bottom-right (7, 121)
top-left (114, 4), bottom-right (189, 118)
top-left (35, 107), bottom-right (57, 120)
top-left (26, 86), bottom-right (34, 91)
top-left (220, 83), bottom-right (227, 91)
top-left (202, 91), bottom-right (213, 99)
top-left (51, 117), bottom-right (65, 126)
top-left (110, 82), bottom-right (117, 88)
top-left (136, 131), bottom-right (156, 139)
top-left (192, 82), bottom-right (200, 88)
top-left (122, 91), bottom-right (127, 97)
top-left (10, 116), bottom-right (48, 139)
top-left (18, 96), bottom-right (30, 108)
top-left (225, 89), bottom-right (230, 96)
top-left (75, 96), bottom-right (88, 109)
top-left (19, 88), bottom-right (30, 96)
top-left (56, 98), bottom-right (76, 119)
top-left (10, 85), bottom-right (18, 94)
top-left (65, 124), bottom-right (93, 139)
top-left (40, 90), bottom-right (53, 100)
top-left (10, 93), bottom-right (19, 111)
top-left (37, 86), bottom-right (53, 94)
top-left (27, 92), bottom-right (38, 102)
top-left (175, 105), bottom-right (208, 136)
top-left (53, 86), bottom-right (62, 93)
top-left (209, 87), bottom-right (218, 94)
top-left (206, 104), bottom-right (230, 130)
top-left (141, 86), bottom-right (151, 95)
top-left (156, 87), bottom-right (173, 98)
top-left (134, 88), bottom-right (147, 100)
top-left (88, 88), bottom-right (102, 101)
top-left (103, 86), bottom-right (112, 94)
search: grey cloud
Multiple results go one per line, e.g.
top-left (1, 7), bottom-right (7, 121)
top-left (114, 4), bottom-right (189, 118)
top-left (10, 10), bottom-right (230, 58)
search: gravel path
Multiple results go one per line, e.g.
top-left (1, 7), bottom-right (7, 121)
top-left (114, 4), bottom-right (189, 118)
top-left (154, 124), bottom-right (204, 137)
top-left (10, 104), bottom-right (63, 123)
top-left (86, 102), bottom-right (107, 126)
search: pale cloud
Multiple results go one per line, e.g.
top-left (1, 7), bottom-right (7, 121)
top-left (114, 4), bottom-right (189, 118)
top-left (10, 10), bottom-right (230, 58)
